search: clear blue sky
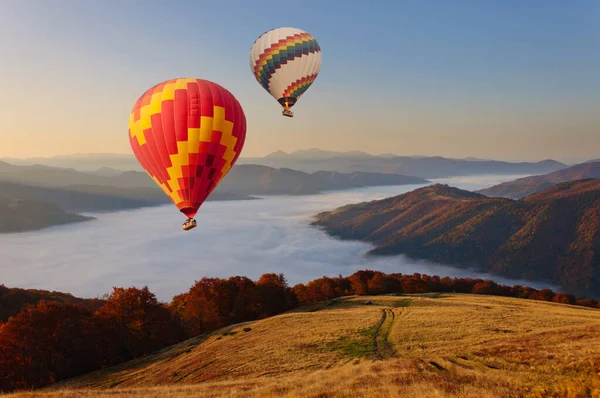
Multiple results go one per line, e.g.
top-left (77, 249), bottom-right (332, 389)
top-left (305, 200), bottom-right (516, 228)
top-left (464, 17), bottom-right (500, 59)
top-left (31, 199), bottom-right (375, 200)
top-left (0, 0), bottom-right (598, 162)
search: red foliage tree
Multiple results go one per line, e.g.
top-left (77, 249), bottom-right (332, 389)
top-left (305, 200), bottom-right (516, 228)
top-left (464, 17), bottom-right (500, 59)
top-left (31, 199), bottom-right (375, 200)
top-left (0, 301), bottom-right (100, 391)
top-left (472, 280), bottom-right (500, 295)
top-left (552, 293), bottom-right (575, 305)
top-left (367, 272), bottom-right (401, 295)
top-left (530, 289), bottom-right (555, 302)
top-left (574, 298), bottom-right (597, 308)
top-left (95, 286), bottom-right (184, 364)
top-left (256, 273), bottom-right (296, 317)
top-left (348, 270), bottom-right (375, 295)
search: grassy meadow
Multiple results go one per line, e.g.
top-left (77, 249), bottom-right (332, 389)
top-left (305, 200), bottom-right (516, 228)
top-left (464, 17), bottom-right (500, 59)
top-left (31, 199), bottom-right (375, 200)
top-left (6, 294), bottom-right (600, 398)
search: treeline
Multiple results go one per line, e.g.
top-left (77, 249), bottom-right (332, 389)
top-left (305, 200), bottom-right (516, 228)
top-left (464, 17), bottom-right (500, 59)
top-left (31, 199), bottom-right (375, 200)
top-left (292, 271), bottom-right (600, 308)
top-left (0, 285), bottom-right (105, 322)
top-left (1, 270), bottom-right (599, 392)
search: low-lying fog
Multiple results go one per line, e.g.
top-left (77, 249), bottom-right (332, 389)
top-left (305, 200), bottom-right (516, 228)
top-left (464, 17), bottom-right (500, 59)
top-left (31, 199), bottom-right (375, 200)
top-left (0, 174), bottom-right (558, 301)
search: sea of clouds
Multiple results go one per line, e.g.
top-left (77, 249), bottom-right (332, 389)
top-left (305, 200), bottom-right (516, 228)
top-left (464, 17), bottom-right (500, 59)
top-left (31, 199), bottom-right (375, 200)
top-left (0, 174), bottom-right (558, 301)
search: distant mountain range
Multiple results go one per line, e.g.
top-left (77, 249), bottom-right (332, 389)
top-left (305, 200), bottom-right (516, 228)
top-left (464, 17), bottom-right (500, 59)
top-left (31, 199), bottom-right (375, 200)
top-left (2, 150), bottom-right (568, 178)
top-left (217, 166), bottom-right (427, 195)
top-left (237, 149), bottom-right (567, 178)
top-left (312, 180), bottom-right (600, 298)
top-left (477, 162), bottom-right (600, 199)
top-left (1, 153), bottom-right (142, 172)
top-left (0, 161), bottom-right (428, 203)
top-left (0, 197), bottom-right (93, 233)
top-left (0, 181), bottom-right (171, 213)
top-left (0, 161), bottom-right (429, 232)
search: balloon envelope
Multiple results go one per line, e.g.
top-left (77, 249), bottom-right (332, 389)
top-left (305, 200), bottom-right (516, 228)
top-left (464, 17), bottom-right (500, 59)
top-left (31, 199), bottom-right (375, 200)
top-left (128, 78), bottom-right (246, 219)
top-left (250, 27), bottom-right (322, 114)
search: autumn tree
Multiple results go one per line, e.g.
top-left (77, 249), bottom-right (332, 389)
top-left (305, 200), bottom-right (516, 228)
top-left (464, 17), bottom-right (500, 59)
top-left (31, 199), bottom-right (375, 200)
top-left (348, 270), bottom-right (375, 295)
top-left (367, 271), bottom-right (400, 295)
top-left (256, 273), bottom-right (296, 317)
top-left (472, 280), bottom-right (500, 295)
top-left (574, 298), bottom-right (598, 308)
top-left (552, 293), bottom-right (575, 305)
top-left (95, 286), bottom-right (184, 364)
top-left (0, 301), bottom-right (100, 391)
top-left (530, 289), bottom-right (555, 302)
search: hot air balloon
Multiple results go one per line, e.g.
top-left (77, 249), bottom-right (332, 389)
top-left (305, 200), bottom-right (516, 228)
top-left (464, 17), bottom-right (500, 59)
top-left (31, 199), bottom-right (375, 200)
top-left (250, 27), bottom-right (322, 117)
top-left (128, 78), bottom-right (247, 231)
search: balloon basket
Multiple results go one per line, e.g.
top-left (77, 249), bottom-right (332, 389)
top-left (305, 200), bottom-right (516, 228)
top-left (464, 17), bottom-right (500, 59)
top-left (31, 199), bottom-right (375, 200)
top-left (282, 109), bottom-right (294, 117)
top-left (182, 218), bottom-right (197, 231)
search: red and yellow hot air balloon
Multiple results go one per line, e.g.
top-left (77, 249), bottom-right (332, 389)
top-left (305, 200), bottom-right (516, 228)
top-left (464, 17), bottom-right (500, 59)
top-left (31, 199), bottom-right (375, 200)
top-left (128, 78), bottom-right (247, 231)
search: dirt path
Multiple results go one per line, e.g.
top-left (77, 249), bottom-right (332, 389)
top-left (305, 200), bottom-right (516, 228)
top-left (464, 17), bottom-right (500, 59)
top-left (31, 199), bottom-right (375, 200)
top-left (374, 308), bottom-right (398, 359)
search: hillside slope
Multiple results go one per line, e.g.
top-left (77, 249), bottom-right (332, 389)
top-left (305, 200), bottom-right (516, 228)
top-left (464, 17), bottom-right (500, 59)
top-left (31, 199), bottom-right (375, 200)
top-left (477, 161), bottom-right (600, 199)
top-left (13, 294), bottom-right (600, 397)
top-left (0, 197), bottom-right (93, 233)
top-left (312, 181), bottom-right (600, 298)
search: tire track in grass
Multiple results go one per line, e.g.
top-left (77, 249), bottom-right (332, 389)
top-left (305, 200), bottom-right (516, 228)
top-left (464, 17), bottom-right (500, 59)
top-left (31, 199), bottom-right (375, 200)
top-left (374, 308), bottom-right (397, 359)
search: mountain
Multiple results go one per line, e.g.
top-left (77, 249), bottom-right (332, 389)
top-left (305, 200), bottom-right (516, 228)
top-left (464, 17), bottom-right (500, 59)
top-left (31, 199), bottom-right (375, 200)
top-left (0, 153), bottom-right (143, 172)
top-left (0, 161), bottom-right (155, 189)
top-left (312, 170), bottom-right (426, 190)
top-left (238, 153), bottom-right (566, 178)
top-left (312, 180), bottom-right (600, 298)
top-left (217, 165), bottom-right (325, 195)
top-left (217, 165), bottom-right (428, 195)
top-left (477, 162), bottom-right (600, 199)
top-left (0, 162), bottom-right (427, 215)
top-left (0, 161), bottom-right (427, 199)
top-left (0, 181), bottom-right (171, 213)
top-left (0, 197), bottom-right (93, 233)
top-left (265, 148), bottom-right (373, 159)
top-left (45, 294), bottom-right (600, 397)
top-left (462, 157), bottom-right (492, 161)
top-left (0, 181), bottom-right (257, 214)
top-left (264, 150), bottom-right (289, 158)
top-left (5, 151), bottom-right (567, 179)
top-left (90, 167), bottom-right (125, 177)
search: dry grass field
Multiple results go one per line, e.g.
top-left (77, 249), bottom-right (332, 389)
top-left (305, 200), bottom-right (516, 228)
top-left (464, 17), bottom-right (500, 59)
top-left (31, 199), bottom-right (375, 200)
top-left (5, 294), bottom-right (600, 398)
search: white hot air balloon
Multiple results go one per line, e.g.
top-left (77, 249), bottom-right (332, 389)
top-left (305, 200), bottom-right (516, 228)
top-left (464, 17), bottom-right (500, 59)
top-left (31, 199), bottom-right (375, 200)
top-left (250, 27), bottom-right (322, 117)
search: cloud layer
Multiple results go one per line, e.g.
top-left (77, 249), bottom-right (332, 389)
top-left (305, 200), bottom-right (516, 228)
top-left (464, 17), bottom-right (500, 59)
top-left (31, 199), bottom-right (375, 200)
top-left (0, 174), bottom-right (558, 301)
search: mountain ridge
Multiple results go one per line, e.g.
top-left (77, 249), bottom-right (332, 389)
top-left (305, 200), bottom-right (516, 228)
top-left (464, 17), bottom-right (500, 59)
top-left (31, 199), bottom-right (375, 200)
top-left (3, 151), bottom-right (567, 178)
top-left (312, 180), bottom-right (600, 298)
top-left (477, 162), bottom-right (600, 199)
top-left (0, 197), bottom-right (93, 233)
top-left (0, 161), bottom-right (429, 204)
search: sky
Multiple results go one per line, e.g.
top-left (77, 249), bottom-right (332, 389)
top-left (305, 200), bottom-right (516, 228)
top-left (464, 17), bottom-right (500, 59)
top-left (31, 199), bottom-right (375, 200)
top-left (0, 0), bottom-right (598, 162)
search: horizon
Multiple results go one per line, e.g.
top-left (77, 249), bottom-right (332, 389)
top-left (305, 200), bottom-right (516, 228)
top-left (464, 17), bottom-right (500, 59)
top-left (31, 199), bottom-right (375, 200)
top-left (0, 148), bottom-right (595, 165)
top-left (0, 0), bottom-right (598, 162)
